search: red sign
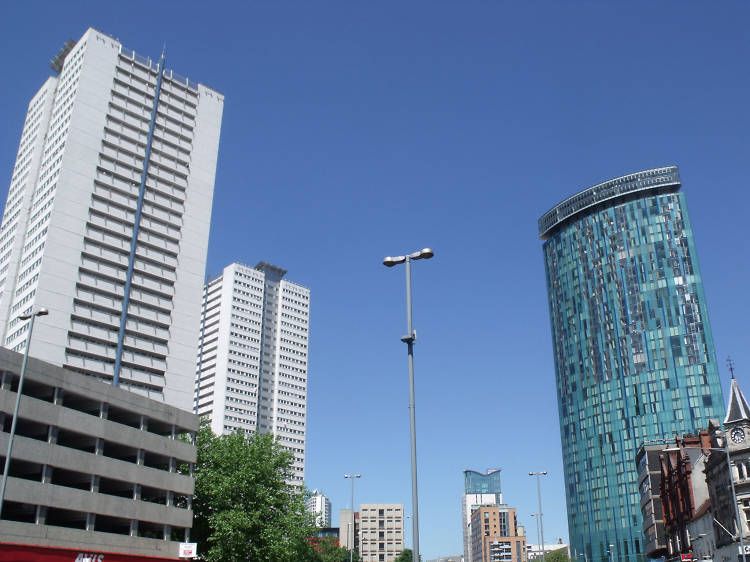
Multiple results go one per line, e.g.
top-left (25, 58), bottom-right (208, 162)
top-left (681, 555), bottom-right (692, 561)
top-left (0, 543), bottom-right (179, 561)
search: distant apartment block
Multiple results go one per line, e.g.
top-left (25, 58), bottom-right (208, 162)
top-left (470, 506), bottom-right (526, 562)
top-left (0, 347), bottom-right (199, 560)
top-left (307, 489), bottom-right (331, 527)
top-left (339, 508), bottom-right (359, 553)
top-left (0, 28), bottom-right (223, 410)
top-left (195, 262), bottom-right (310, 483)
top-left (463, 469), bottom-right (503, 562)
top-left (358, 504), bottom-right (404, 562)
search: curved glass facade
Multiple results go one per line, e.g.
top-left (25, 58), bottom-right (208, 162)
top-left (539, 167), bottom-right (724, 562)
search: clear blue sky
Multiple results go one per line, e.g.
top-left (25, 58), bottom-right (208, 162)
top-left (2, 2), bottom-right (748, 558)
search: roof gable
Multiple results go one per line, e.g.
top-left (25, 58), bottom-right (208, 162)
top-left (725, 377), bottom-right (750, 425)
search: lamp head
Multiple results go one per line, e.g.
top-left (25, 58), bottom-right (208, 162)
top-left (419, 248), bottom-right (434, 259)
top-left (383, 256), bottom-right (406, 267)
top-left (19, 308), bottom-right (49, 320)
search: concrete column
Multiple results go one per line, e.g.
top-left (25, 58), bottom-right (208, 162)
top-left (90, 475), bottom-right (99, 493)
top-left (35, 505), bottom-right (46, 525)
top-left (99, 402), bottom-right (108, 420)
top-left (130, 484), bottom-right (141, 536)
top-left (41, 465), bottom-right (53, 484)
top-left (41, 426), bottom-right (57, 489)
top-left (0, 371), bottom-right (9, 428)
top-left (86, 512), bottom-right (96, 531)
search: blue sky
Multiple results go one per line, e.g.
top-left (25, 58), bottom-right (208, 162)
top-left (1, 2), bottom-right (749, 558)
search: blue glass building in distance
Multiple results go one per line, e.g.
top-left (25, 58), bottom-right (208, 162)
top-left (538, 166), bottom-right (724, 562)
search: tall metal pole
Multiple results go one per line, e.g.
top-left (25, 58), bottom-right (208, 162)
top-left (351, 476), bottom-right (355, 562)
top-left (0, 309), bottom-right (46, 515)
top-left (345, 474), bottom-right (361, 562)
top-left (530, 472), bottom-right (547, 562)
top-left (384, 249), bottom-right (432, 562)
top-left (532, 514), bottom-right (541, 560)
top-left (404, 256), bottom-right (420, 562)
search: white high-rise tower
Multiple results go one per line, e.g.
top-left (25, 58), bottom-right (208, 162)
top-left (306, 489), bottom-right (332, 527)
top-left (0, 28), bottom-right (223, 410)
top-left (195, 262), bottom-right (310, 483)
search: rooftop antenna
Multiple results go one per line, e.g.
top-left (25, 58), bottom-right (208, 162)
top-left (728, 356), bottom-right (736, 379)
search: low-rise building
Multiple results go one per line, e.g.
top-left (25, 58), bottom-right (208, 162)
top-left (660, 431), bottom-right (712, 559)
top-left (470, 505), bottom-right (526, 562)
top-left (636, 443), bottom-right (668, 559)
top-left (340, 508), bottom-right (360, 553)
top-left (706, 376), bottom-right (750, 562)
top-left (358, 504), bottom-right (405, 562)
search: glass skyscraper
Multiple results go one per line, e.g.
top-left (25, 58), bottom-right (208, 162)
top-left (538, 166), bottom-right (724, 562)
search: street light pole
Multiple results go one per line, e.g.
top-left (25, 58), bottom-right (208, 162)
top-left (384, 247), bottom-right (434, 562)
top-left (0, 307), bottom-right (49, 516)
top-left (531, 514), bottom-right (541, 560)
top-left (344, 474), bottom-right (361, 562)
top-left (529, 471), bottom-right (548, 562)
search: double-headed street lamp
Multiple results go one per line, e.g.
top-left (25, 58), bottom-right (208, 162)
top-left (344, 474), bottom-right (361, 562)
top-left (529, 471), bottom-right (548, 562)
top-left (0, 307), bottom-right (49, 515)
top-left (383, 247), bottom-right (434, 562)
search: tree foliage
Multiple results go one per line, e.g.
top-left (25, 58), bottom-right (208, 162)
top-left (544, 549), bottom-right (572, 562)
top-left (394, 549), bottom-right (418, 562)
top-left (192, 423), bottom-right (318, 561)
top-left (312, 537), bottom-right (360, 562)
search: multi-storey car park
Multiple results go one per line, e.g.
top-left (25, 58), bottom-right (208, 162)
top-left (0, 347), bottom-right (199, 560)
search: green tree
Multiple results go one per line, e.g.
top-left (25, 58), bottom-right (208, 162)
top-left (313, 537), bottom-right (360, 562)
top-left (545, 549), bottom-right (572, 562)
top-left (192, 423), bottom-right (318, 561)
top-left (394, 549), bottom-right (420, 562)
